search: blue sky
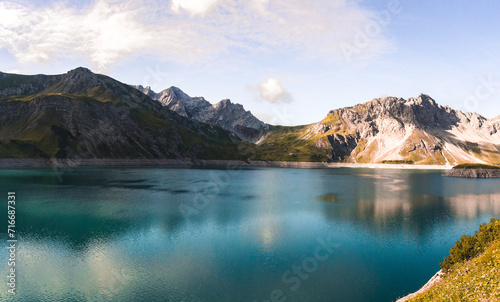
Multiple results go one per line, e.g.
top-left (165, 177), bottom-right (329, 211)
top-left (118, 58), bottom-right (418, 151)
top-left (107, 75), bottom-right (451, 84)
top-left (1, 0), bottom-right (500, 125)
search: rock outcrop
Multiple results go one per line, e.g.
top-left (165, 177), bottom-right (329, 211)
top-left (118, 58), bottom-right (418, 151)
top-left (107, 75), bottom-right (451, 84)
top-left (445, 167), bottom-right (500, 178)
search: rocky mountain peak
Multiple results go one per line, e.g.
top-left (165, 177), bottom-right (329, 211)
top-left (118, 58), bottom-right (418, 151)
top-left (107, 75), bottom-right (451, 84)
top-left (65, 67), bottom-right (95, 81)
top-left (133, 85), bottom-right (268, 142)
top-left (68, 67), bottom-right (92, 74)
top-left (405, 93), bottom-right (438, 108)
top-left (131, 85), bottom-right (157, 99)
top-left (164, 86), bottom-right (187, 98)
top-left (138, 85), bottom-right (152, 92)
top-left (215, 99), bottom-right (235, 109)
top-left (168, 86), bottom-right (184, 94)
top-left (61, 67), bottom-right (103, 89)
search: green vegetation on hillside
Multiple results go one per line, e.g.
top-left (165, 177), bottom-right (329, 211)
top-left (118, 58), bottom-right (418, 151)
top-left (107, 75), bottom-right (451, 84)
top-left (253, 113), bottom-right (360, 162)
top-left (408, 219), bottom-right (500, 301)
top-left (0, 93), bottom-right (102, 104)
top-left (253, 125), bottom-right (331, 162)
top-left (440, 219), bottom-right (500, 272)
top-left (454, 163), bottom-right (500, 170)
top-left (320, 113), bottom-right (356, 136)
top-left (0, 73), bottom-right (56, 91)
top-left (381, 160), bottom-right (414, 164)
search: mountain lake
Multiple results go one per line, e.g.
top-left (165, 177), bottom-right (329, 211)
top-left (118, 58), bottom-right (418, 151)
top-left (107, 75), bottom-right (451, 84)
top-left (0, 167), bottom-right (499, 302)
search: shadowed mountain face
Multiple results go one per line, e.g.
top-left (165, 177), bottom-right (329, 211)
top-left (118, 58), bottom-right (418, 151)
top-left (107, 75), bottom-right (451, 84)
top-left (0, 68), bottom-right (244, 160)
top-left (134, 85), bottom-right (269, 143)
top-left (256, 94), bottom-right (500, 164)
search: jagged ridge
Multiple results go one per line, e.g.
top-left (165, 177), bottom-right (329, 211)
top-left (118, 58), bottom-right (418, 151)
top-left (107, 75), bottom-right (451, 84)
top-left (134, 85), bottom-right (269, 143)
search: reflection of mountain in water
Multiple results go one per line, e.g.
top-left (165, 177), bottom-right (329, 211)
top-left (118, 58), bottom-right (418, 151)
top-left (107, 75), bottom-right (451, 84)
top-left (317, 170), bottom-right (500, 239)
top-left (444, 193), bottom-right (500, 218)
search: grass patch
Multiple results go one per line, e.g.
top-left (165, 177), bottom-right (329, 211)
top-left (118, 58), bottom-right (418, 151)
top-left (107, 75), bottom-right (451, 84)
top-left (253, 125), bottom-right (331, 162)
top-left (453, 163), bottom-right (500, 170)
top-left (1, 93), bottom-right (109, 104)
top-left (130, 109), bottom-right (173, 131)
top-left (0, 139), bottom-right (46, 158)
top-left (381, 160), bottom-right (414, 164)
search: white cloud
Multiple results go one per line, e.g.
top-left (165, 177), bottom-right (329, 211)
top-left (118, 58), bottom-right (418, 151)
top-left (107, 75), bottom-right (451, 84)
top-left (0, 1), bottom-right (219, 71)
top-left (0, 0), bottom-right (393, 70)
top-left (171, 0), bottom-right (221, 16)
top-left (256, 78), bottom-right (293, 103)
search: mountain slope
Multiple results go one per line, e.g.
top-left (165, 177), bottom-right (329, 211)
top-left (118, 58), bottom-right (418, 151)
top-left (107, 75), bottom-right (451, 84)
top-left (257, 94), bottom-right (500, 165)
top-left (0, 68), bottom-right (244, 160)
top-left (134, 85), bottom-right (269, 142)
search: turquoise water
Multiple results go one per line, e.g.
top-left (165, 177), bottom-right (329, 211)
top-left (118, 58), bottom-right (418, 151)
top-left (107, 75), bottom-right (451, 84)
top-left (0, 167), bottom-right (499, 302)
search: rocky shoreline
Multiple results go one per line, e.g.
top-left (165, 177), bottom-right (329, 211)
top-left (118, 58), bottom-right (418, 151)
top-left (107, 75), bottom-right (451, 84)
top-left (445, 168), bottom-right (500, 178)
top-left (0, 158), bottom-right (451, 170)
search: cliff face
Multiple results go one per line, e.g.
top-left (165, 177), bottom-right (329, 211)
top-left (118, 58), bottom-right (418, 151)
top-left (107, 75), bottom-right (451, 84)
top-left (0, 68), bottom-right (243, 160)
top-left (257, 94), bottom-right (500, 164)
top-left (134, 85), bottom-right (269, 143)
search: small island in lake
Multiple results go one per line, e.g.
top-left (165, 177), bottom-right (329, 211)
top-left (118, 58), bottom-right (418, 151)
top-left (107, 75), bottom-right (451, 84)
top-left (445, 163), bottom-right (500, 178)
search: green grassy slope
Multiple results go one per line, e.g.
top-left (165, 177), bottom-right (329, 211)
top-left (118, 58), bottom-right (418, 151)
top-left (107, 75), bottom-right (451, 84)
top-left (252, 125), bottom-right (332, 162)
top-left (408, 219), bottom-right (500, 301)
top-left (453, 163), bottom-right (500, 170)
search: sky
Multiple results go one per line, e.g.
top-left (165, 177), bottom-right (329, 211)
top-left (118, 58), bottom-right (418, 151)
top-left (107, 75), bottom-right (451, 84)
top-left (1, 0), bottom-right (500, 126)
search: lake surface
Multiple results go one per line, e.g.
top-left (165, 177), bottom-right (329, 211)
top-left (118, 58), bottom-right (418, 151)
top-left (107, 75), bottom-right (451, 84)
top-left (1, 167), bottom-right (500, 302)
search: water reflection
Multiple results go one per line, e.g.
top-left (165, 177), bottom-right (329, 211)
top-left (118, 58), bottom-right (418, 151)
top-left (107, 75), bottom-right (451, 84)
top-left (0, 168), bottom-right (500, 302)
top-left (316, 169), bottom-right (500, 240)
top-left (444, 193), bottom-right (500, 218)
top-left (357, 171), bottom-right (412, 222)
top-left (316, 193), bottom-right (342, 203)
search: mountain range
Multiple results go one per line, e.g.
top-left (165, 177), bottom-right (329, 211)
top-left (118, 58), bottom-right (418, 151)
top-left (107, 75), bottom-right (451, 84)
top-left (133, 85), bottom-right (269, 143)
top-left (0, 67), bottom-right (243, 160)
top-left (1, 67), bottom-right (500, 165)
